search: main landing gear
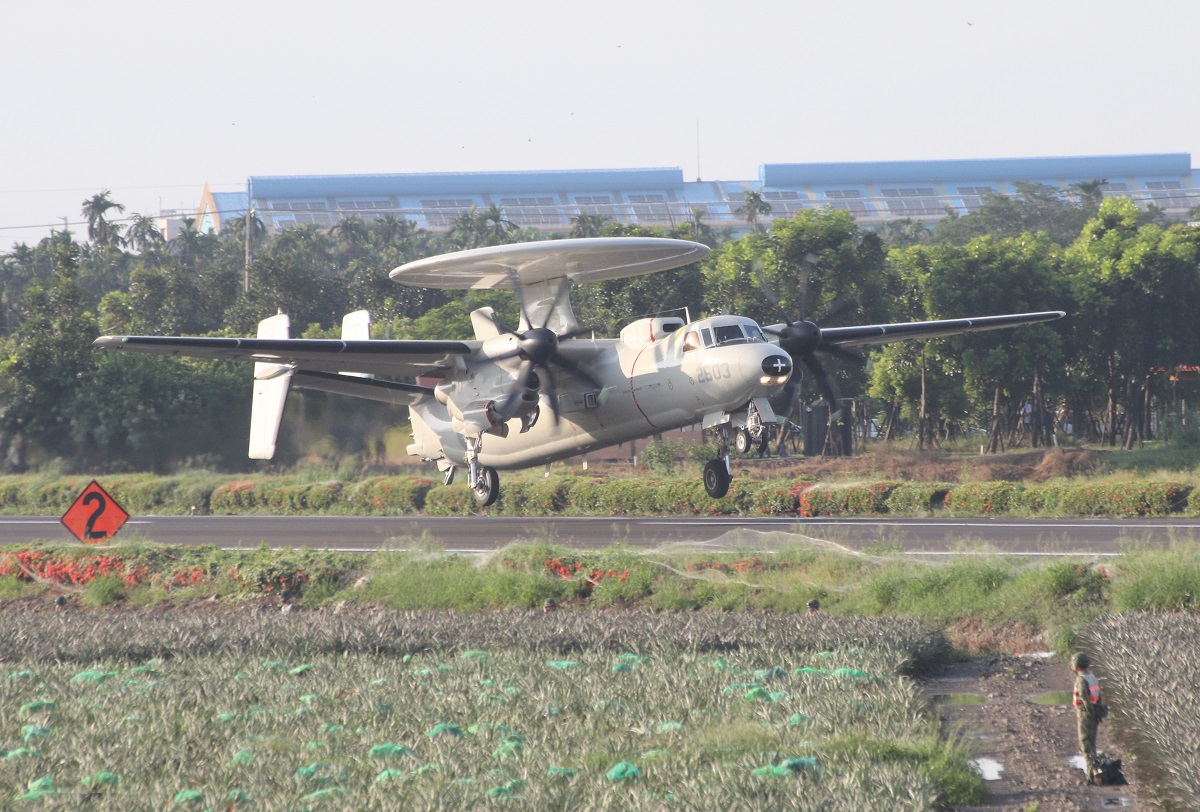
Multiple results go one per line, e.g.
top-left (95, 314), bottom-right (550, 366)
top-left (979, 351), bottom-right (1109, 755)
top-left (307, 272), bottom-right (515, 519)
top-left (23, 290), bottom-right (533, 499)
top-left (465, 436), bottom-right (500, 507)
top-left (703, 459), bottom-right (731, 499)
top-left (702, 425), bottom-right (735, 499)
top-left (473, 466), bottom-right (499, 507)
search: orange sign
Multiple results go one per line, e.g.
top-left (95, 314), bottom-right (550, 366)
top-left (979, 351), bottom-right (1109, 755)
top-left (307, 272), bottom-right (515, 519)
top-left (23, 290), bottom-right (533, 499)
top-left (61, 480), bottom-right (129, 544)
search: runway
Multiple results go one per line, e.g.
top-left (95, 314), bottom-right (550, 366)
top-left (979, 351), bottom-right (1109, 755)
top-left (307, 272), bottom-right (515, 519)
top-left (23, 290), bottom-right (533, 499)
top-left (6, 515), bottom-right (1200, 556)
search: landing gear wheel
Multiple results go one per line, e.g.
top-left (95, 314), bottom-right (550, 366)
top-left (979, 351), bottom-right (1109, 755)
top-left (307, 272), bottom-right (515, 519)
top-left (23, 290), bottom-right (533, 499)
top-left (733, 428), bottom-right (752, 455)
top-left (755, 431), bottom-right (770, 455)
top-left (703, 459), bottom-right (731, 499)
top-left (473, 466), bottom-right (500, 507)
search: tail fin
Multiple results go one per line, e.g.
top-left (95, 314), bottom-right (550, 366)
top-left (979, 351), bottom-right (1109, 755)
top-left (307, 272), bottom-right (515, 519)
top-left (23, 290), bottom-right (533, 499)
top-left (340, 310), bottom-right (372, 377)
top-left (248, 313), bottom-right (292, 460)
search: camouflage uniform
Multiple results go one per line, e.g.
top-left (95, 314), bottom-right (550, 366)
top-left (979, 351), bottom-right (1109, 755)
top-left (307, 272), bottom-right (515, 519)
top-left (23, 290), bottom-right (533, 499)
top-left (1071, 653), bottom-right (1102, 776)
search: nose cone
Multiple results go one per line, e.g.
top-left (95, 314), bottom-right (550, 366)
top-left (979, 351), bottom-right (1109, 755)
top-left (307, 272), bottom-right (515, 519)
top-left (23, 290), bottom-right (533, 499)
top-left (761, 354), bottom-right (792, 380)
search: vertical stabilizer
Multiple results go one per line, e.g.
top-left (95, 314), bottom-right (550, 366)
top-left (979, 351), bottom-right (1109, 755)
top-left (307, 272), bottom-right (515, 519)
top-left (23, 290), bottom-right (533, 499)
top-left (341, 310), bottom-right (372, 378)
top-left (249, 313), bottom-right (292, 459)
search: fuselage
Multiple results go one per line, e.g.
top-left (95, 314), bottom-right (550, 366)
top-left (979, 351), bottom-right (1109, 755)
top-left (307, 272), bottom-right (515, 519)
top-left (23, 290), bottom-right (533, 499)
top-left (411, 315), bottom-right (792, 468)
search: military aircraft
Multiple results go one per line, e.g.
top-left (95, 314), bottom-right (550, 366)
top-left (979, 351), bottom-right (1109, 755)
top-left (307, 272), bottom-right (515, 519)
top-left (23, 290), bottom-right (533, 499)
top-left (93, 237), bottom-right (1063, 505)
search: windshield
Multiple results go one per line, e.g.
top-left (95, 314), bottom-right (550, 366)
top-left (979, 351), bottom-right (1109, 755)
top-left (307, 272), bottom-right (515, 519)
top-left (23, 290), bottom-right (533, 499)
top-left (711, 323), bottom-right (765, 346)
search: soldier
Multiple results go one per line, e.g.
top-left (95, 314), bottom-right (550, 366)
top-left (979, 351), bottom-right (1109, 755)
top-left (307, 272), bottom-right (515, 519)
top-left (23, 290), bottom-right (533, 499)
top-left (1071, 652), bottom-right (1104, 780)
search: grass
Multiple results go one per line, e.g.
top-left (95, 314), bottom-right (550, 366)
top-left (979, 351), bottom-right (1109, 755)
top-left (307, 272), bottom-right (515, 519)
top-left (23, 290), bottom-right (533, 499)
top-left (10, 539), bottom-right (1196, 656)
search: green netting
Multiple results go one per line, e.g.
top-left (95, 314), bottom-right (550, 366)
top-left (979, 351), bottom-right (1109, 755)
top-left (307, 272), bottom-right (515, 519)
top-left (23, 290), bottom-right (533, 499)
top-left (225, 789), bottom-right (251, 804)
top-left (546, 766), bottom-right (576, 778)
top-left (22, 725), bottom-right (51, 743)
top-left (8, 669), bottom-right (33, 679)
top-left (754, 666), bottom-right (789, 682)
top-left (460, 650), bottom-right (491, 662)
top-left (172, 789), bottom-right (205, 805)
top-left (642, 749), bottom-right (671, 760)
top-left (368, 743), bottom-right (412, 759)
top-left (375, 769), bottom-right (408, 783)
top-left (486, 779), bottom-right (525, 798)
top-left (606, 761), bottom-right (641, 781)
top-left (722, 682), bottom-right (760, 695)
top-left (5, 747), bottom-right (42, 760)
top-left (217, 712), bottom-right (239, 723)
top-left (492, 741), bottom-right (523, 760)
top-left (755, 756), bottom-right (821, 777)
top-left (19, 701), bottom-right (54, 715)
top-left (81, 771), bottom-right (119, 787)
top-left (788, 713), bottom-right (810, 726)
top-left (301, 786), bottom-right (345, 803)
top-left (616, 653), bottom-right (651, 665)
top-left (831, 668), bottom-right (876, 680)
top-left (427, 723), bottom-right (464, 737)
top-left (305, 742), bottom-right (325, 752)
top-left (293, 762), bottom-right (342, 787)
top-left (545, 660), bottom-right (581, 670)
top-left (16, 776), bottom-right (60, 801)
top-left (70, 669), bottom-right (117, 685)
top-left (705, 657), bottom-right (732, 670)
top-left (793, 667), bottom-right (830, 677)
top-left (299, 694), bottom-right (318, 704)
top-left (229, 750), bottom-right (255, 765)
top-left (742, 687), bottom-right (771, 701)
top-left (320, 724), bottom-right (344, 733)
top-left (656, 721), bottom-right (683, 733)
top-left (288, 664), bottom-right (313, 676)
top-left (611, 662), bottom-right (633, 673)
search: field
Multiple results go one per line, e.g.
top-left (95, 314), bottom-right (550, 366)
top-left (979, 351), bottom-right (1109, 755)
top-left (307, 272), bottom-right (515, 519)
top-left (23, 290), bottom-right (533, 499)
top-left (0, 609), bottom-right (977, 811)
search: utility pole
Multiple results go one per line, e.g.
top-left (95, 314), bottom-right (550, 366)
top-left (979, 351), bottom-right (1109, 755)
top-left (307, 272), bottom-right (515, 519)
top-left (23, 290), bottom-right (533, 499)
top-left (243, 205), bottom-right (254, 294)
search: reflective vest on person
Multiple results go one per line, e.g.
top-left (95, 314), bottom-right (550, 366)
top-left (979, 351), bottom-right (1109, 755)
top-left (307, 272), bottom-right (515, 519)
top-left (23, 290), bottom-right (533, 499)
top-left (1074, 673), bottom-right (1100, 708)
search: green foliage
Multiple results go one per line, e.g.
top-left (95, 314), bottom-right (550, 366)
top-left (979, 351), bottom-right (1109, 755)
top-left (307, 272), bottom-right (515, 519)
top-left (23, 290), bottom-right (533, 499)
top-left (884, 483), bottom-right (952, 515)
top-left (639, 439), bottom-right (679, 474)
top-left (943, 482), bottom-right (1024, 516)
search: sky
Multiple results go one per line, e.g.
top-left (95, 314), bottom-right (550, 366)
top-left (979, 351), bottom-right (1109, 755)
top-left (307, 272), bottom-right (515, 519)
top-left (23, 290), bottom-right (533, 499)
top-left (3, 0), bottom-right (1198, 250)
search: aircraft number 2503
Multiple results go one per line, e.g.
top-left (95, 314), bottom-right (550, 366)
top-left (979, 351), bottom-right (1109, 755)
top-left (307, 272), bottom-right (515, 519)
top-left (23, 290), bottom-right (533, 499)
top-left (692, 363), bottom-right (732, 385)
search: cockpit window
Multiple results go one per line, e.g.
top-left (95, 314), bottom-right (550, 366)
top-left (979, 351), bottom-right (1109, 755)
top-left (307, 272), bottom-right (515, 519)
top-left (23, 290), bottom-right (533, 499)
top-left (713, 324), bottom-right (760, 345)
top-left (682, 331), bottom-right (701, 352)
top-left (700, 327), bottom-right (714, 347)
top-left (744, 324), bottom-right (766, 342)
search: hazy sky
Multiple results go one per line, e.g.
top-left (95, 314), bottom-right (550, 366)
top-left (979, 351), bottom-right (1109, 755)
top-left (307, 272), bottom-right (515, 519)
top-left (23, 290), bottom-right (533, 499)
top-left (3, 0), bottom-right (1198, 249)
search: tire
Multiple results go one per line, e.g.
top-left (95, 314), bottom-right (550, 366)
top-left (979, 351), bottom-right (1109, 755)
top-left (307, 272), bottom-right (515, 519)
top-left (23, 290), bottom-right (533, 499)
top-left (733, 429), bottom-right (751, 455)
top-left (755, 431), bottom-right (770, 455)
top-left (703, 459), bottom-right (731, 499)
top-left (473, 466), bottom-right (500, 507)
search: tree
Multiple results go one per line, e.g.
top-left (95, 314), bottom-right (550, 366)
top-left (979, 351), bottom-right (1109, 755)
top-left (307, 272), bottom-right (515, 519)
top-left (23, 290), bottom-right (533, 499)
top-left (81, 190), bottom-right (126, 251)
top-left (734, 189), bottom-right (772, 231)
top-left (920, 235), bottom-right (1068, 451)
top-left (125, 214), bottom-right (164, 254)
top-left (569, 212), bottom-right (611, 238)
top-left (1066, 197), bottom-right (1200, 447)
top-left (0, 242), bottom-right (99, 467)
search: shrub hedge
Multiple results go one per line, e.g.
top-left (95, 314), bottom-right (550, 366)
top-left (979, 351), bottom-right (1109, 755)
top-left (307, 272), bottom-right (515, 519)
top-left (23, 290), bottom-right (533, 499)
top-left (0, 473), bottom-right (1191, 519)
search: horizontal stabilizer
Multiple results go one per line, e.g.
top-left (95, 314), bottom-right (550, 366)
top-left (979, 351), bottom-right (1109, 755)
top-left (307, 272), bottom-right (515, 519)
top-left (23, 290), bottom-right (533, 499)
top-left (249, 313), bottom-right (292, 460)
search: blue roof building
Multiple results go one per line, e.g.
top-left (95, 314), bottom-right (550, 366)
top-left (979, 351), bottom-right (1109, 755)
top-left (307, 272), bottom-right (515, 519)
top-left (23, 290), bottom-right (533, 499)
top-left (196, 153), bottom-right (1200, 237)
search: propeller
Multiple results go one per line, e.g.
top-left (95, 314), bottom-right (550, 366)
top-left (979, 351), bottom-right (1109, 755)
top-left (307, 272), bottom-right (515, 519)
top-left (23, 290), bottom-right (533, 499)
top-left (490, 279), bottom-right (601, 426)
top-left (754, 255), bottom-right (861, 421)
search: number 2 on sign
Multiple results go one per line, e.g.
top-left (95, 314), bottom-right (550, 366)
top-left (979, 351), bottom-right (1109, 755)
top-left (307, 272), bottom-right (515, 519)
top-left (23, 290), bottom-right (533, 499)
top-left (83, 492), bottom-right (108, 539)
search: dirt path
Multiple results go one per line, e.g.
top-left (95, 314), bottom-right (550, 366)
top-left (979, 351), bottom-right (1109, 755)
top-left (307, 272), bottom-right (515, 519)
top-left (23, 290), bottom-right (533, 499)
top-left (925, 655), bottom-right (1138, 811)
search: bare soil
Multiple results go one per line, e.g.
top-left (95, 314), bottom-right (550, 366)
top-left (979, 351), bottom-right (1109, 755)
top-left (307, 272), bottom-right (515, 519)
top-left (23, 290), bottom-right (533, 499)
top-left (928, 654), bottom-right (1138, 811)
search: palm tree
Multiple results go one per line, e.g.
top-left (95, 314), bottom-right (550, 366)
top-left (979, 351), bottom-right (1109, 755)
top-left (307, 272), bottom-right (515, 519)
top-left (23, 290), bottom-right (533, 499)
top-left (331, 215), bottom-right (371, 263)
top-left (81, 190), bottom-right (125, 250)
top-left (735, 189), bottom-right (773, 231)
top-left (125, 214), bottom-right (163, 253)
top-left (569, 212), bottom-right (611, 238)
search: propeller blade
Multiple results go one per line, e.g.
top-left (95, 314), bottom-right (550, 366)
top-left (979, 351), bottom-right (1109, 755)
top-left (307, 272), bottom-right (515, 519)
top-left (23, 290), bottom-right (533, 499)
top-left (540, 363), bottom-right (561, 425)
top-left (549, 353), bottom-right (603, 391)
top-left (799, 351), bottom-right (843, 421)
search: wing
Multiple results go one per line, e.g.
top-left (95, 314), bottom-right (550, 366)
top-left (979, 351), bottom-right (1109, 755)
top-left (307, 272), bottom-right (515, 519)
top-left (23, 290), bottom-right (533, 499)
top-left (92, 335), bottom-right (477, 379)
top-left (807, 311), bottom-right (1066, 349)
